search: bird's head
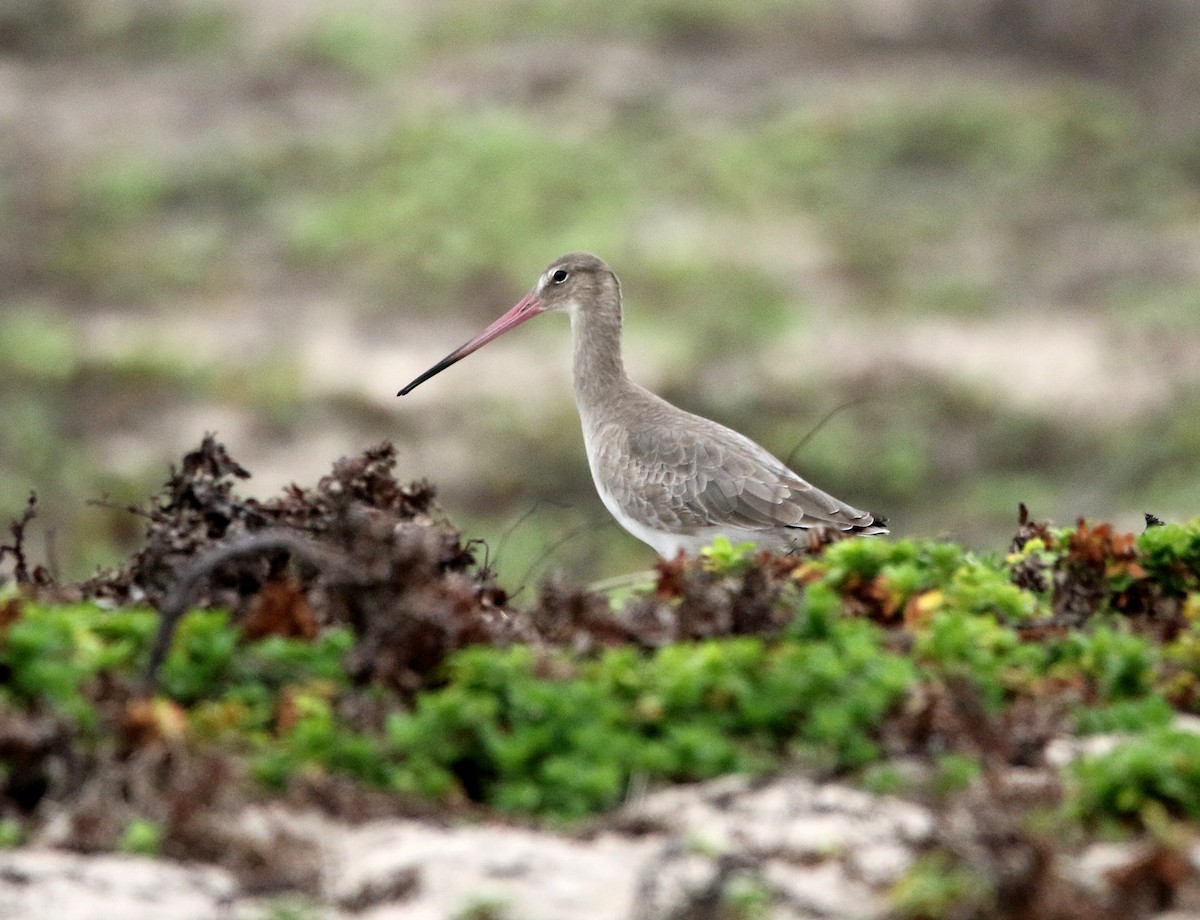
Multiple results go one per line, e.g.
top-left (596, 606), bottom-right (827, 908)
top-left (397, 252), bottom-right (615, 396)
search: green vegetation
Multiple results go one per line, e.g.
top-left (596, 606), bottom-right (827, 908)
top-left (279, 112), bottom-right (638, 301)
top-left (890, 852), bottom-right (993, 919)
top-left (4, 517), bottom-right (1200, 837)
top-left (931, 752), bottom-right (980, 797)
top-left (1069, 729), bottom-right (1200, 831)
top-left (0, 819), bottom-right (24, 849)
top-left (50, 149), bottom-right (272, 302)
top-left (0, 602), bottom-right (156, 728)
top-left (721, 870), bottom-right (773, 920)
top-left (26, 603), bottom-right (901, 820)
top-left (699, 534), bottom-right (758, 574)
top-left (248, 899), bottom-right (324, 920)
top-left (53, 77), bottom-right (1188, 318)
top-left (296, 0), bottom-right (828, 73)
top-left (385, 629), bottom-right (913, 817)
top-left (118, 817), bottom-right (164, 856)
top-left (2, 504), bottom-right (1200, 920)
top-left (453, 894), bottom-right (513, 920)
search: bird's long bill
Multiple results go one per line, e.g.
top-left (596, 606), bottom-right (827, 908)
top-left (397, 292), bottom-right (543, 396)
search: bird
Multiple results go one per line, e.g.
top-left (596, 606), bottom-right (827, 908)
top-left (398, 253), bottom-right (887, 557)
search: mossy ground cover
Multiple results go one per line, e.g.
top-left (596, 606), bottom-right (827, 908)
top-left (2, 440), bottom-right (1200, 913)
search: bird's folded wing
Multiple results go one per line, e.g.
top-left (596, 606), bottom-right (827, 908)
top-left (595, 418), bottom-right (878, 535)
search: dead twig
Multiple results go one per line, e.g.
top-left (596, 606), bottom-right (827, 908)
top-left (783, 396), bottom-right (872, 470)
top-left (0, 493), bottom-right (39, 585)
top-left (144, 529), bottom-right (357, 689)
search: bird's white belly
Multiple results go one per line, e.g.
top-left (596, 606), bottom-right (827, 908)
top-left (594, 481), bottom-right (792, 557)
top-left (583, 428), bottom-right (793, 558)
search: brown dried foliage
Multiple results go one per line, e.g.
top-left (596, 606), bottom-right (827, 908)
top-left (0, 493), bottom-right (51, 588)
top-left (1010, 507), bottom-right (1182, 634)
top-left (616, 551), bottom-right (797, 647)
top-left (77, 435), bottom-right (525, 692)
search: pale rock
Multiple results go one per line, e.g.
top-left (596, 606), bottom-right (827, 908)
top-left (0, 850), bottom-right (235, 920)
top-left (323, 821), bottom-right (656, 920)
top-left (1045, 733), bottom-right (1129, 767)
top-left (811, 784), bottom-right (876, 817)
top-left (0, 775), bottom-right (943, 920)
top-left (763, 860), bottom-right (881, 918)
top-left (630, 850), bottom-right (722, 919)
top-left (1067, 841), bottom-right (1146, 899)
top-left (780, 813), bottom-right (858, 858)
top-left (850, 842), bottom-right (917, 887)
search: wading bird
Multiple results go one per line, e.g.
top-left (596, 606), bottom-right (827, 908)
top-left (399, 253), bottom-right (887, 556)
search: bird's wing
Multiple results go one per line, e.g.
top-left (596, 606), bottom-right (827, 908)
top-left (590, 412), bottom-right (882, 536)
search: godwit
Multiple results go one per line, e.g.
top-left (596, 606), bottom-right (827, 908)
top-left (399, 253), bottom-right (887, 556)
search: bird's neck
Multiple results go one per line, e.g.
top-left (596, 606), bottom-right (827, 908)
top-left (570, 279), bottom-right (630, 413)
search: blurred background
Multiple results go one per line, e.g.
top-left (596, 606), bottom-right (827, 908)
top-left (2, 0), bottom-right (1199, 590)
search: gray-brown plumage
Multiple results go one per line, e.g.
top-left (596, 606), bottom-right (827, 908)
top-left (399, 252), bottom-right (887, 556)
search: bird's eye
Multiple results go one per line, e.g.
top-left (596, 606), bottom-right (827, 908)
top-left (550, 269), bottom-right (569, 285)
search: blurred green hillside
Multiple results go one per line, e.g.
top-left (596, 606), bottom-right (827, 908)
top-left (2, 0), bottom-right (1199, 587)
